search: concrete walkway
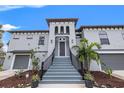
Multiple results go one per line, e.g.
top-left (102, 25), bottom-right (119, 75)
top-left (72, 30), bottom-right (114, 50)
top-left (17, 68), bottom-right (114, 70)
top-left (113, 70), bottom-right (124, 80)
top-left (37, 84), bottom-right (86, 88)
top-left (0, 70), bottom-right (15, 81)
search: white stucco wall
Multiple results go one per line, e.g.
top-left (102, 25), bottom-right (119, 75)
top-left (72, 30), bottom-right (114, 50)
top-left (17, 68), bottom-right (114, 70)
top-left (83, 28), bottom-right (124, 49)
top-left (47, 22), bottom-right (77, 56)
top-left (4, 32), bottom-right (49, 70)
top-left (82, 28), bottom-right (124, 71)
top-left (3, 52), bottom-right (47, 70)
top-left (3, 53), bottom-right (14, 70)
top-left (8, 32), bottom-right (49, 51)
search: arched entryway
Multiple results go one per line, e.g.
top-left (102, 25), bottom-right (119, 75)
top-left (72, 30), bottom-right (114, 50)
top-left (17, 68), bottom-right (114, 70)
top-left (55, 36), bottom-right (69, 57)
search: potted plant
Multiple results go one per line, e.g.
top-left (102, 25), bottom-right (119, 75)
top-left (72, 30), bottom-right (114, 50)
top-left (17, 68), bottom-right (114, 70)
top-left (0, 64), bottom-right (3, 71)
top-left (31, 74), bottom-right (40, 88)
top-left (84, 72), bottom-right (94, 88)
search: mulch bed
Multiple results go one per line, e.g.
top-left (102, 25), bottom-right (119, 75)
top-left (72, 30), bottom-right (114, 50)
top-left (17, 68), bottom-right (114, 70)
top-left (0, 70), bottom-right (38, 88)
top-left (91, 71), bottom-right (124, 88)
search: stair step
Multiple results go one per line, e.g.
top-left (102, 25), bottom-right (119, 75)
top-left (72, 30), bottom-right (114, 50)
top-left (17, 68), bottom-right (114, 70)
top-left (40, 80), bottom-right (84, 84)
top-left (54, 60), bottom-right (71, 61)
top-left (43, 74), bottom-right (81, 77)
top-left (53, 63), bottom-right (71, 65)
top-left (40, 57), bottom-right (83, 84)
top-left (53, 61), bottom-right (71, 63)
top-left (48, 69), bottom-right (76, 72)
top-left (43, 77), bottom-right (81, 80)
top-left (52, 64), bottom-right (72, 66)
top-left (43, 75), bottom-right (81, 79)
top-left (45, 72), bottom-right (80, 75)
top-left (50, 66), bottom-right (74, 69)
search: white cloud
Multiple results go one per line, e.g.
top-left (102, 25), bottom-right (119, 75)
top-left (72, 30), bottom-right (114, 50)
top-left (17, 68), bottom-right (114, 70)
top-left (0, 5), bottom-right (45, 11)
top-left (2, 44), bottom-right (8, 52)
top-left (1, 24), bottom-right (20, 31)
top-left (0, 6), bottom-right (23, 11)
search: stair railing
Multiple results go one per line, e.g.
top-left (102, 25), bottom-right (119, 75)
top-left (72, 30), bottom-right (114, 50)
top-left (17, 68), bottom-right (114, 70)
top-left (69, 48), bottom-right (84, 79)
top-left (40, 48), bottom-right (55, 80)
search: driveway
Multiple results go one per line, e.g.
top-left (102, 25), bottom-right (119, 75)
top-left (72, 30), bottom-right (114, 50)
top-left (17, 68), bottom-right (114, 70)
top-left (112, 70), bottom-right (124, 80)
top-left (0, 70), bottom-right (15, 81)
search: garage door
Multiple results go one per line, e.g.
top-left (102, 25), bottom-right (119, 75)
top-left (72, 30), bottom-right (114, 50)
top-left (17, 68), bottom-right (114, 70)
top-left (100, 54), bottom-right (124, 70)
top-left (13, 55), bottom-right (30, 69)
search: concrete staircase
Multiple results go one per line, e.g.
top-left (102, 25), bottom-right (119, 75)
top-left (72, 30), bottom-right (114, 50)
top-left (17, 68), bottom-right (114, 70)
top-left (40, 57), bottom-right (84, 84)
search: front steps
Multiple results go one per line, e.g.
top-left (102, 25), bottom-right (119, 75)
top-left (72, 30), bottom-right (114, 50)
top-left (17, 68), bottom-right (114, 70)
top-left (40, 57), bottom-right (84, 84)
top-left (37, 84), bottom-right (85, 88)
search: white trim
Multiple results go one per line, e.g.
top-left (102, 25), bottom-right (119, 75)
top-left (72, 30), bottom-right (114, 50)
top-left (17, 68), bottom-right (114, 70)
top-left (10, 54), bottom-right (16, 70)
top-left (55, 56), bottom-right (70, 58)
top-left (58, 39), bottom-right (60, 56)
top-left (10, 53), bottom-right (31, 70)
top-left (59, 41), bottom-right (66, 57)
top-left (65, 39), bottom-right (67, 56)
top-left (96, 51), bottom-right (124, 54)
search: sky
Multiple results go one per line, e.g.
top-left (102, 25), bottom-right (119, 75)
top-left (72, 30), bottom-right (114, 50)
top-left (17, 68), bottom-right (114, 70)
top-left (0, 5), bottom-right (124, 51)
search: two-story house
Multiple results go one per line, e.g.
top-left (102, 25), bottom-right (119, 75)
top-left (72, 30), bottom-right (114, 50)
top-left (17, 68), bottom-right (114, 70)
top-left (3, 18), bottom-right (124, 73)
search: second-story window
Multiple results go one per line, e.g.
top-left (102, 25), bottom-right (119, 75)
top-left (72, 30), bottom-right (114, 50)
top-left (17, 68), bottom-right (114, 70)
top-left (66, 26), bottom-right (70, 34)
top-left (60, 26), bottom-right (64, 34)
top-left (38, 36), bottom-right (45, 45)
top-left (13, 34), bottom-right (19, 39)
top-left (122, 32), bottom-right (124, 40)
top-left (27, 35), bottom-right (33, 39)
top-left (99, 31), bottom-right (110, 45)
top-left (55, 26), bottom-right (58, 34)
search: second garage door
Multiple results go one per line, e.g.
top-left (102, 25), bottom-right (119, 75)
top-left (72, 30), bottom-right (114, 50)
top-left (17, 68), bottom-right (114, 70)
top-left (100, 54), bottom-right (124, 70)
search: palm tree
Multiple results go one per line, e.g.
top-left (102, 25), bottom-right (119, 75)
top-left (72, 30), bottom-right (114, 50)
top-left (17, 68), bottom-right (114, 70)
top-left (72, 38), bottom-right (101, 73)
top-left (0, 25), bottom-right (2, 29)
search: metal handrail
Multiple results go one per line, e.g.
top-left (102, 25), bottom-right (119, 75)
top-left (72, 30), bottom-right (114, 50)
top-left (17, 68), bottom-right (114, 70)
top-left (40, 48), bottom-right (55, 79)
top-left (69, 48), bottom-right (84, 79)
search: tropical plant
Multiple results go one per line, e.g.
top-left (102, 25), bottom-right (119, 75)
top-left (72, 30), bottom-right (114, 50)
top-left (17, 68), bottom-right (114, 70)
top-left (0, 64), bottom-right (3, 71)
top-left (0, 25), bottom-right (2, 29)
top-left (30, 49), bottom-right (40, 70)
top-left (84, 72), bottom-right (94, 81)
top-left (72, 38), bottom-right (101, 72)
top-left (32, 57), bottom-right (40, 70)
top-left (32, 74), bottom-right (40, 82)
top-left (15, 69), bottom-right (24, 78)
top-left (101, 62), bottom-right (112, 78)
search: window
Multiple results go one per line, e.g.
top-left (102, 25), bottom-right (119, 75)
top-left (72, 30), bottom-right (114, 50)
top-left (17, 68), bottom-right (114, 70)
top-left (27, 35), bottom-right (33, 39)
top-left (99, 31), bottom-right (110, 45)
top-left (122, 32), bottom-right (124, 40)
top-left (13, 55), bottom-right (30, 69)
top-left (76, 34), bottom-right (82, 39)
top-left (38, 36), bottom-right (45, 45)
top-left (13, 34), bottom-right (19, 39)
top-left (60, 26), bottom-right (64, 34)
top-left (66, 26), bottom-right (70, 34)
top-left (55, 26), bottom-right (58, 34)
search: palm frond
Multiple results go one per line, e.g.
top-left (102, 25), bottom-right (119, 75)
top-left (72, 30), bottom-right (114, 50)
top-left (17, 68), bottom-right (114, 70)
top-left (88, 42), bottom-right (101, 50)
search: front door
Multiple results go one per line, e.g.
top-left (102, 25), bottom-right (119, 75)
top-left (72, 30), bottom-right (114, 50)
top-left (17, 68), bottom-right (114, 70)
top-left (60, 42), bottom-right (65, 56)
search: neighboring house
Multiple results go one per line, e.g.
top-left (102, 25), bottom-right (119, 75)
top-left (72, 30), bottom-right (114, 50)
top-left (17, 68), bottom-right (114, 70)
top-left (0, 26), bottom-right (5, 65)
top-left (3, 18), bottom-right (124, 72)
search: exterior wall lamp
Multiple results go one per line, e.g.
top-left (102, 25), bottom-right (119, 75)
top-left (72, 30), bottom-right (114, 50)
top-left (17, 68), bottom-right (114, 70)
top-left (71, 39), bottom-right (73, 43)
top-left (51, 40), bottom-right (53, 44)
top-left (8, 55), bottom-right (11, 59)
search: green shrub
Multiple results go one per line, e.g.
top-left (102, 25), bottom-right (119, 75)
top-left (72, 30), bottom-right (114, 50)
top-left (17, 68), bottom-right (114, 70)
top-left (104, 67), bottom-right (112, 78)
top-left (15, 69), bottom-right (24, 78)
top-left (0, 64), bottom-right (3, 71)
top-left (84, 72), bottom-right (94, 81)
top-left (32, 74), bottom-right (40, 82)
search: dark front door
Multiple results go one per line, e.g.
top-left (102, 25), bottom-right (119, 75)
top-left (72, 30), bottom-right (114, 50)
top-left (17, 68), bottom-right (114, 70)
top-left (60, 42), bottom-right (65, 56)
